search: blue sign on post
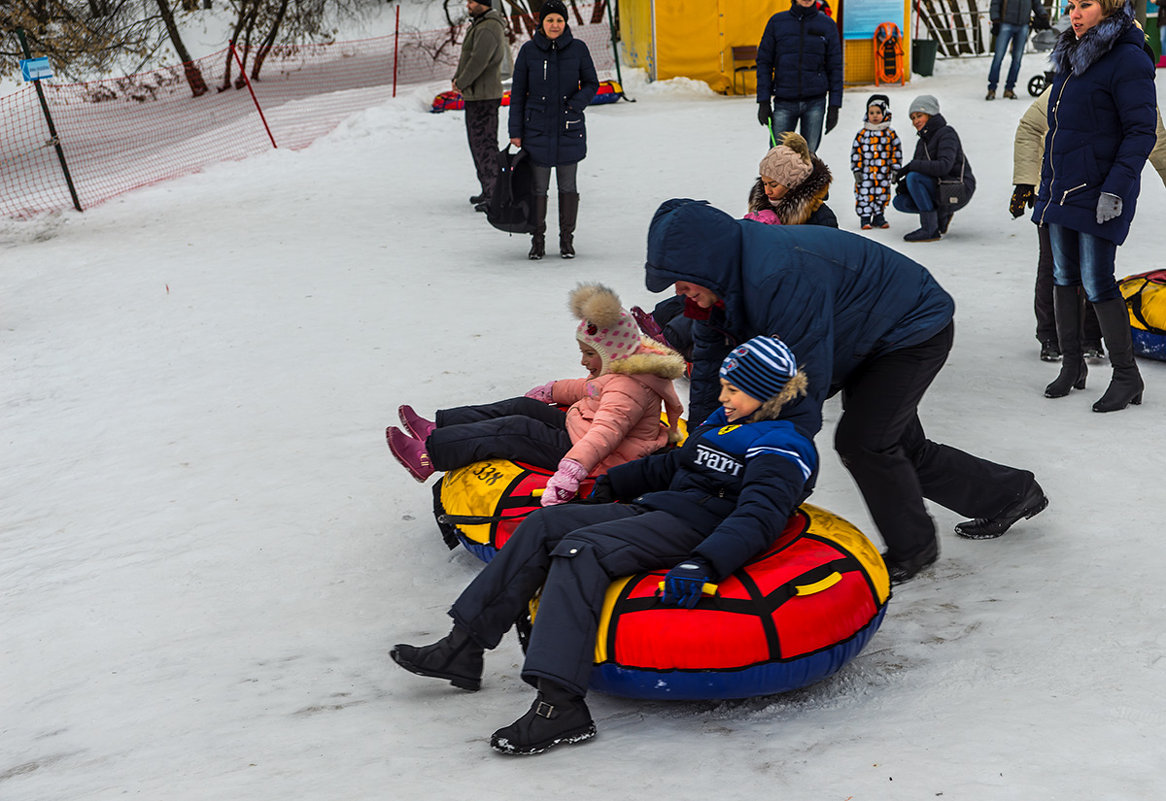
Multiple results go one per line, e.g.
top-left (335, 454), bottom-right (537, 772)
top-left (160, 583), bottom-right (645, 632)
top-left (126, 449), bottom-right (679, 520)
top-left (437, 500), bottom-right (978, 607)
top-left (21, 57), bottom-right (53, 81)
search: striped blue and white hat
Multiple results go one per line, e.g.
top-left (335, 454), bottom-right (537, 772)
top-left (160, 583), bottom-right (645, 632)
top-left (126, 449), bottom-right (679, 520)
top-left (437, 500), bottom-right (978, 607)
top-left (719, 335), bottom-right (798, 401)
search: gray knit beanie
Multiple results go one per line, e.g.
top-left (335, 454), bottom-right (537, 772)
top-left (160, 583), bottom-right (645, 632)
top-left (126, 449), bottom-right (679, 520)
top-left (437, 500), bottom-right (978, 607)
top-left (908, 95), bottom-right (940, 116)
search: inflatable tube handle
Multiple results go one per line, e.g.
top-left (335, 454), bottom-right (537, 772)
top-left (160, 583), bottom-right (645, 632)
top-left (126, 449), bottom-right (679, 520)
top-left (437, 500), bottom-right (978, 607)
top-left (794, 572), bottom-right (842, 596)
top-left (656, 581), bottom-right (719, 596)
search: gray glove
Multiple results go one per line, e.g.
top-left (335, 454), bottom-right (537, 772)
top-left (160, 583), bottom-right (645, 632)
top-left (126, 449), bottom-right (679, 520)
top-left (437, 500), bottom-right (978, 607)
top-left (1096, 192), bottom-right (1122, 224)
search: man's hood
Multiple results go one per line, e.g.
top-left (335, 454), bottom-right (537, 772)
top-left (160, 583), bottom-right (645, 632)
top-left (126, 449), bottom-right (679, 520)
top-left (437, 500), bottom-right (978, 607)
top-left (644, 199), bottom-right (743, 300)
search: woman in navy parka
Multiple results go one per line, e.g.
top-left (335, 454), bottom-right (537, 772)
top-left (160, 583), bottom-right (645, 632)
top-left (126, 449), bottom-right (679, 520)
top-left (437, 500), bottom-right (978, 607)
top-left (508, 0), bottom-right (598, 260)
top-left (643, 199), bottom-right (1046, 583)
top-left (1033, 0), bottom-right (1156, 412)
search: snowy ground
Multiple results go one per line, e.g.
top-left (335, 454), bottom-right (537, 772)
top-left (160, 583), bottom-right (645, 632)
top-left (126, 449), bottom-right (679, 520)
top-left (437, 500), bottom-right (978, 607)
top-left (3, 56), bottom-right (1166, 801)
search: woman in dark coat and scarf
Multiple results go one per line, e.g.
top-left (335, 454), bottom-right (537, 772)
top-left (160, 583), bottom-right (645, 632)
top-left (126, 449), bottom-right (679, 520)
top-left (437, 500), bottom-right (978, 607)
top-left (508, 0), bottom-right (599, 260)
top-left (1033, 0), bottom-right (1156, 412)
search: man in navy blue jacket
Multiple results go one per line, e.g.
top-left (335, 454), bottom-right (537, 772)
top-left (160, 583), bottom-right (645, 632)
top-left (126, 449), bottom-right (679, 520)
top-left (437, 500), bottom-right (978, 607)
top-left (756, 0), bottom-right (843, 152)
top-left (643, 198), bottom-right (1047, 584)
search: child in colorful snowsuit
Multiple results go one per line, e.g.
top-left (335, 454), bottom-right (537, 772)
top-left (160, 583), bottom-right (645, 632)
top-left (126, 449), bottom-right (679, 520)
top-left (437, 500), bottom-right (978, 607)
top-left (390, 335), bottom-right (819, 755)
top-left (850, 94), bottom-right (902, 229)
top-left (386, 283), bottom-right (685, 506)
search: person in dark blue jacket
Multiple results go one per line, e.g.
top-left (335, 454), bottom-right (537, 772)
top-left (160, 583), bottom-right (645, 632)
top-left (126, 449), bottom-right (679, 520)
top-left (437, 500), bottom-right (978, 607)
top-left (892, 95), bottom-right (976, 242)
top-left (643, 199), bottom-right (1047, 583)
top-left (1033, 0), bottom-right (1156, 413)
top-left (756, 0), bottom-right (844, 153)
top-left (391, 336), bottom-right (817, 756)
top-left (508, 0), bottom-right (599, 260)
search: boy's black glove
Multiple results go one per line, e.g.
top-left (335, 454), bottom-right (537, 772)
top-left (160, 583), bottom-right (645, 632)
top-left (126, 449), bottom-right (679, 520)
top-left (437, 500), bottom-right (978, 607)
top-left (757, 99), bottom-right (772, 127)
top-left (584, 475), bottom-right (616, 504)
top-left (990, 19), bottom-right (1001, 36)
top-left (1009, 184), bottom-right (1035, 218)
top-left (825, 105), bottom-right (839, 134)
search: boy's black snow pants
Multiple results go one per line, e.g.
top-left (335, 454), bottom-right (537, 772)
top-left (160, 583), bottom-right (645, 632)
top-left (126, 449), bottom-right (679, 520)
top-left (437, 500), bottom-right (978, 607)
top-left (449, 503), bottom-right (705, 697)
top-left (428, 396), bottom-right (573, 472)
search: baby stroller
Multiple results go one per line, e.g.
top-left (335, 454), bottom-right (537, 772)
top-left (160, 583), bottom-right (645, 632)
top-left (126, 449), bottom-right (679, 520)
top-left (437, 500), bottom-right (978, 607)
top-left (1027, 17), bottom-right (1069, 96)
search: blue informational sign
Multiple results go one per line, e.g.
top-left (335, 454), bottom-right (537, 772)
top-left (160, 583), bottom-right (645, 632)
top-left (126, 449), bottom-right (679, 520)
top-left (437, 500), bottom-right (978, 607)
top-left (843, 0), bottom-right (905, 39)
top-left (20, 57), bottom-right (53, 81)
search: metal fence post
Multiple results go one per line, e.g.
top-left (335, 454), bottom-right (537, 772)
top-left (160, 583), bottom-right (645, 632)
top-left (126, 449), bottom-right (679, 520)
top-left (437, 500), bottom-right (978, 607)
top-left (16, 28), bottom-right (82, 212)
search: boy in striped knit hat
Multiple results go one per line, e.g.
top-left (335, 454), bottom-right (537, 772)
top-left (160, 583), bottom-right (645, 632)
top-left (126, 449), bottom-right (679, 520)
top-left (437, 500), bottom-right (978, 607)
top-left (390, 335), bottom-right (818, 756)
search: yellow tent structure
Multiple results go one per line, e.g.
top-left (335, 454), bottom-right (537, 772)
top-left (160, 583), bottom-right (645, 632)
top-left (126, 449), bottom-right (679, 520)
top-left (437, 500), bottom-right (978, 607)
top-left (616, 0), bottom-right (914, 93)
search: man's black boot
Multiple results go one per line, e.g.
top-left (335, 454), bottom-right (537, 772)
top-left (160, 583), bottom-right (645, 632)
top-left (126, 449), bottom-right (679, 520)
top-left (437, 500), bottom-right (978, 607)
top-left (390, 624), bottom-right (484, 691)
top-left (490, 679), bottom-right (596, 755)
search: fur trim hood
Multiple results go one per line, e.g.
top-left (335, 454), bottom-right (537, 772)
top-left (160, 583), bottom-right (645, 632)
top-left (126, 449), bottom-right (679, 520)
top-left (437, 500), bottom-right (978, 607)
top-left (747, 369), bottom-right (809, 422)
top-left (606, 338), bottom-right (687, 379)
top-left (1050, 2), bottom-right (1137, 76)
top-left (747, 156), bottom-right (832, 225)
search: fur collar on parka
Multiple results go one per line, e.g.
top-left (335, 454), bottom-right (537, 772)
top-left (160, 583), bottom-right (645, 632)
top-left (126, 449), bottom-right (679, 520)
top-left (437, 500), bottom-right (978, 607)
top-left (746, 157), bottom-right (833, 225)
top-left (605, 338), bottom-right (687, 380)
top-left (1050, 2), bottom-right (1136, 76)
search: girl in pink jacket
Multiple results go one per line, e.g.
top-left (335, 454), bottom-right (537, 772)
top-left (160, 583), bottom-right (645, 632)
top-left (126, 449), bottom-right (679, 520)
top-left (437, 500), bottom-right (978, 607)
top-left (387, 284), bottom-right (685, 506)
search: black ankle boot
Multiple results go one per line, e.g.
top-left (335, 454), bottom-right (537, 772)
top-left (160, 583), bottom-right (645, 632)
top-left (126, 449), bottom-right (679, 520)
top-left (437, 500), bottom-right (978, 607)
top-left (881, 539), bottom-right (939, 585)
top-left (955, 481), bottom-right (1048, 540)
top-left (1092, 298), bottom-right (1144, 412)
top-left (390, 625), bottom-right (484, 691)
top-left (490, 679), bottom-right (596, 755)
top-left (1045, 285), bottom-right (1087, 398)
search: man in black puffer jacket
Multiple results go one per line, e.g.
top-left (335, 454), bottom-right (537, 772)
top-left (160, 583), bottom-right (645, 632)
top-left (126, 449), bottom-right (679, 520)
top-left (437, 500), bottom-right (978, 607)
top-left (756, 0), bottom-right (843, 153)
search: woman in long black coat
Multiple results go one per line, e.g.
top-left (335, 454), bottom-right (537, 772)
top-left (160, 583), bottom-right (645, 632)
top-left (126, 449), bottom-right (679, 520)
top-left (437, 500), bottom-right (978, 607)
top-left (508, 0), bottom-right (598, 260)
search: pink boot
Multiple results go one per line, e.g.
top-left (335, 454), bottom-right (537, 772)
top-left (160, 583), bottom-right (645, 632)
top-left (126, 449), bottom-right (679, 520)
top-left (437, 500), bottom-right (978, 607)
top-left (398, 405), bottom-right (436, 441)
top-left (387, 426), bottom-right (435, 482)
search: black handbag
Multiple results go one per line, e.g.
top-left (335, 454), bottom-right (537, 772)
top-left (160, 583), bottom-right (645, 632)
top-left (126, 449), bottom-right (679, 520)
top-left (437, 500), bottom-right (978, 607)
top-left (937, 157), bottom-right (970, 209)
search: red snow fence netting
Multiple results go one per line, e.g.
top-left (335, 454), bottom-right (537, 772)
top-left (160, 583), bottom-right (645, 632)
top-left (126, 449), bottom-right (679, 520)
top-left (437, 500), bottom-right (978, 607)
top-left (0, 7), bottom-right (616, 218)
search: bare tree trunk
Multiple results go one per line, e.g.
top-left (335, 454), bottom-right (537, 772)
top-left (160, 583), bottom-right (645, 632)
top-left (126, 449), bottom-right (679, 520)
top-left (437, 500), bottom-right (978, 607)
top-left (251, 0), bottom-right (290, 80)
top-left (155, 0), bottom-right (208, 96)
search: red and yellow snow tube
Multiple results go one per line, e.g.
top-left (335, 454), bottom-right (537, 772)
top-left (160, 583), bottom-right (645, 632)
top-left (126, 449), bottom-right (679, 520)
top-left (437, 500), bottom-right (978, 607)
top-left (584, 503), bottom-right (889, 699)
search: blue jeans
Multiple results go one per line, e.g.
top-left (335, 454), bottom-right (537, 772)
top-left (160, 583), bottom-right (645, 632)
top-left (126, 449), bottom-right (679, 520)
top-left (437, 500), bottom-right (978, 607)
top-left (1048, 223), bottom-right (1121, 303)
top-left (769, 97), bottom-right (826, 153)
top-left (987, 23), bottom-right (1029, 91)
top-left (891, 172), bottom-right (938, 213)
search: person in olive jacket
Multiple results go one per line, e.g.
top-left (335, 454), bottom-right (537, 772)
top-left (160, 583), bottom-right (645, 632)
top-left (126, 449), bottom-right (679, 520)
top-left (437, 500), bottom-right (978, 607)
top-left (508, 0), bottom-right (599, 260)
top-left (892, 95), bottom-right (976, 242)
top-left (452, 0), bottom-right (508, 211)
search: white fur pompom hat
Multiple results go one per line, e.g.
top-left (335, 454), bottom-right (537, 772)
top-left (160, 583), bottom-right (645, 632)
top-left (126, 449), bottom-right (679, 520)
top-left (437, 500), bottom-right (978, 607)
top-left (569, 283), bottom-right (642, 374)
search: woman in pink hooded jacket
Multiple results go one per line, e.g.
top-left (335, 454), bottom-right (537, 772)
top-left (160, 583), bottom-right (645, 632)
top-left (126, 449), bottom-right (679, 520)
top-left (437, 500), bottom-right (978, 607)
top-left (387, 284), bottom-right (685, 506)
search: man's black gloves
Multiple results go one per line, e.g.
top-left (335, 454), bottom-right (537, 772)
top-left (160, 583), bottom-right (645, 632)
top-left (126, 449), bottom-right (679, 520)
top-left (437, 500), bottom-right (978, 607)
top-left (825, 105), bottom-right (839, 134)
top-left (758, 99), bottom-right (772, 127)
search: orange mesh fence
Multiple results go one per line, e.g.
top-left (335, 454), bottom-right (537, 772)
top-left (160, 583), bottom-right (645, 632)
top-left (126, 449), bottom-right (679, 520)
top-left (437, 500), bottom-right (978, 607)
top-left (0, 8), bottom-right (616, 218)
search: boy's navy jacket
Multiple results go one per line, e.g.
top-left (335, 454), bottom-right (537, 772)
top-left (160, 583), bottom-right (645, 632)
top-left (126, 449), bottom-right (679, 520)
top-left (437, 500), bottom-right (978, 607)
top-left (1033, 5), bottom-right (1156, 245)
top-left (644, 199), bottom-right (954, 429)
top-left (508, 27), bottom-right (599, 168)
top-left (604, 408), bottom-right (818, 581)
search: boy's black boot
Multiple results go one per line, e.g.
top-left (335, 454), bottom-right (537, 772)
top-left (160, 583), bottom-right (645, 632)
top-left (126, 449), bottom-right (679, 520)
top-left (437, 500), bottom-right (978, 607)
top-left (903, 210), bottom-right (941, 242)
top-left (490, 679), bottom-right (596, 755)
top-left (390, 624), bottom-right (484, 691)
top-left (1091, 297), bottom-right (1144, 412)
top-left (558, 192), bottom-right (579, 259)
top-left (528, 195), bottom-right (548, 260)
top-left (1045, 285), bottom-right (1087, 398)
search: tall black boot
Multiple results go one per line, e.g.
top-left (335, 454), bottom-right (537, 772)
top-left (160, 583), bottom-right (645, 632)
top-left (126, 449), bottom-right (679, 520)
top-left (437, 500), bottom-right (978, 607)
top-left (490, 678), bottom-right (596, 755)
top-left (903, 209), bottom-right (941, 242)
top-left (390, 624), bottom-right (485, 691)
top-left (528, 195), bottom-right (548, 260)
top-left (558, 192), bottom-right (579, 259)
top-left (1091, 297), bottom-right (1144, 412)
top-left (1045, 285), bottom-right (1088, 398)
